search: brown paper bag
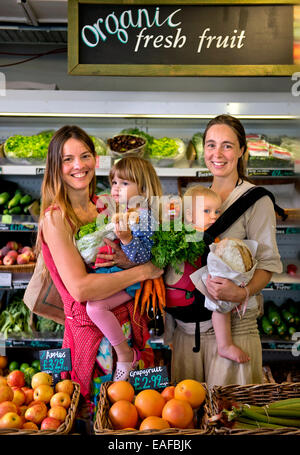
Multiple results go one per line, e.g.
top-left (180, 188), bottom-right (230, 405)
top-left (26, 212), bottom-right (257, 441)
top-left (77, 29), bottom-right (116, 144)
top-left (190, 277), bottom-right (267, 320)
top-left (23, 253), bottom-right (65, 325)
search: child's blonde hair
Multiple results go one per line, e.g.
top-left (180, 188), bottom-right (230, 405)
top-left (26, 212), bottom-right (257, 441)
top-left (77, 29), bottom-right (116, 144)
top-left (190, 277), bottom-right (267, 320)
top-left (109, 156), bottom-right (163, 202)
top-left (184, 184), bottom-right (221, 202)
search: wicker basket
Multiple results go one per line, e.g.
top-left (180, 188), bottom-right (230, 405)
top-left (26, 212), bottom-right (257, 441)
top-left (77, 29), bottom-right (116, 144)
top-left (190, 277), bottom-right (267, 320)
top-left (0, 263), bottom-right (36, 273)
top-left (262, 366), bottom-right (276, 384)
top-left (94, 381), bottom-right (213, 435)
top-left (0, 381), bottom-right (80, 435)
top-left (209, 382), bottom-right (300, 435)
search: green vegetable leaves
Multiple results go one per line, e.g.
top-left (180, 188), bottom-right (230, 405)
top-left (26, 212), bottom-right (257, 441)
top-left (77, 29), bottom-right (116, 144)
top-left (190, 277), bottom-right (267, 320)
top-left (151, 221), bottom-right (206, 273)
top-left (0, 296), bottom-right (32, 339)
top-left (5, 131), bottom-right (54, 162)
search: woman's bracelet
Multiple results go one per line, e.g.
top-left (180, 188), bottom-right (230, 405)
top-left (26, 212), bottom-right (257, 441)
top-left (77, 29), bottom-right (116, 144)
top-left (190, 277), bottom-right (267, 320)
top-left (242, 285), bottom-right (250, 303)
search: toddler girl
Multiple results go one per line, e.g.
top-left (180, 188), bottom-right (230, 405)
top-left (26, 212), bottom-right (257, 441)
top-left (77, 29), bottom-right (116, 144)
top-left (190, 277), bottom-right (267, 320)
top-left (86, 156), bottom-right (162, 381)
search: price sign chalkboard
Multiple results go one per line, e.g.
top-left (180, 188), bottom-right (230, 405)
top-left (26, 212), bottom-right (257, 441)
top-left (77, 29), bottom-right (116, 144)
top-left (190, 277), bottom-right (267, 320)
top-left (68, 0), bottom-right (296, 76)
top-left (39, 348), bottom-right (72, 385)
top-left (129, 366), bottom-right (169, 391)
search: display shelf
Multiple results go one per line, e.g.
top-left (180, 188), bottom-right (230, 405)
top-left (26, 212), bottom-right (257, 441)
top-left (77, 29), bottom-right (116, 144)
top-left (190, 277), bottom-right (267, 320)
top-left (5, 337), bottom-right (63, 349)
top-left (1, 163), bottom-right (298, 178)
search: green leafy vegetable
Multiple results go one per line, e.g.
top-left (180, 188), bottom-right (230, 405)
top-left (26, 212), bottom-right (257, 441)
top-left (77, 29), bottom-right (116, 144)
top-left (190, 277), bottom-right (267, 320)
top-left (151, 220), bottom-right (206, 273)
top-left (148, 137), bottom-right (179, 158)
top-left (0, 296), bottom-right (32, 338)
top-left (4, 131), bottom-right (54, 161)
top-left (90, 135), bottom-right (107, 155)
top-left (75, 220), bottom-right (98, 240)
top-left (36, 316), bottom-right (64, 334)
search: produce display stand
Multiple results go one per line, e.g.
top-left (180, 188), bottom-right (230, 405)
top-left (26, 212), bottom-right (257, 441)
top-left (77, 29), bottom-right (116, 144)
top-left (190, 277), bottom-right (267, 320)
top-left (94, 381), bottom-right (213, 435)
top-left (0, 381), bottom-right (80, 436)
top-left (209, 382), bottom-right (300, 436)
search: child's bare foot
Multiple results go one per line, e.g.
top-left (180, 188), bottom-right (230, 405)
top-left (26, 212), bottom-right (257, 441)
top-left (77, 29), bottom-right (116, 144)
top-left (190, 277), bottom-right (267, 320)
top-left (218, 344), bottom-right (250, 363)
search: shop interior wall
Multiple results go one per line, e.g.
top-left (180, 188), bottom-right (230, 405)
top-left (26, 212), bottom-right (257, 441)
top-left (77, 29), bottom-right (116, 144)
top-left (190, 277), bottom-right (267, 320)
top-left (0, 44), bottom-right (296, 94)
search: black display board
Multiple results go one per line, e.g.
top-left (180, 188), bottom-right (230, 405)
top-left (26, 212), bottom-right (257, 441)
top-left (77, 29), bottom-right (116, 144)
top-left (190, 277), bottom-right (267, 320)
top-left (78, 4), bottom-right (293, 65)
top-left (68, 1), bottom-right (297, 76)
top-left (129, 366), bottom-right (169, 391)
top-left (39, 348), bottom-right (72, 384)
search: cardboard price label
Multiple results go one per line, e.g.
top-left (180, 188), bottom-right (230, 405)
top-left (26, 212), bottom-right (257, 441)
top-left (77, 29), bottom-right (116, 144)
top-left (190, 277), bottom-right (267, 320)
top-left (39, 348), bottom-right (72, 384)
top-left (129, 366), bottom-right (169, 391)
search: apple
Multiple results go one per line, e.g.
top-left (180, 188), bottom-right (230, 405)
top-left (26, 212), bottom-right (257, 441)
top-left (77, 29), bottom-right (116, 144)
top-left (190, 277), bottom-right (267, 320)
top-left (6, 250), bottom-right (18, 260)
top-left (31, 372), bottom-right (52, 389)
top-left (7, 370), bottom-right (25, 388)
top-left (0, 385), bottom-right (14, 403)
top-left (0, 377), bottom-right (7, 387)
top-left (23, 421), bottom-right (39, 430)
top-left (20, 247), bottom-right (35, 261)
top-left (3, 255), bottom-right (16, 265)
top-left (50, 392), bottom-right (71, 409)
top-left (40, 416), bottom-right (61, 431)
top-left (12, 387), bottom-right (26, 406)
top-left (17, 252), bottom-right (30, 265)
top-left (0, 401), bottom-right (18, 418)
top-left (48, 405), bottom-right (67, 422)
top-left (20, 246), bottom-right (32, 253)
top-left (21, 387), bottom-right (34, 405)
top-left (33, 384), bottom-right (54, 403)
top-left (18, 405), bottom-right (28, 417)
top-left (25, 402), bottom-right (47, 424)
top-left (6, 241), bottom-right (18, 251)
top-left (0, 246), bottom-right (10, 258)
top-left (55, 379), bottom-right (74, 396)
top-left (0, 411), bottom-right (22, 429)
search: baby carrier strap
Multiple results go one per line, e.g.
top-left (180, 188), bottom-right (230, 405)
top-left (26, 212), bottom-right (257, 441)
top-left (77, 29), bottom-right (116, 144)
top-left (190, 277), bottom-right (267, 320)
top-left (203, 186), bottom-right (286, 251)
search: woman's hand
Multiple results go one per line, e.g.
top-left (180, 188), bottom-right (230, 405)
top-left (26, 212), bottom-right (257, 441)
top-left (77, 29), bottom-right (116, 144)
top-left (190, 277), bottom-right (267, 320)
top-left (206, 274), bottom-right (246, 303)
top-left (141, 261), bottom-right (164, 281)
top-left (95, 237), bottom-right (135, 269)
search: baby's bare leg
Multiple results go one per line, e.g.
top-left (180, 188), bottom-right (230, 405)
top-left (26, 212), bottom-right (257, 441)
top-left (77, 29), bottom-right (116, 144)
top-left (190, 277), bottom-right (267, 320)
top-left (212, 311), bottom-right (250, 363)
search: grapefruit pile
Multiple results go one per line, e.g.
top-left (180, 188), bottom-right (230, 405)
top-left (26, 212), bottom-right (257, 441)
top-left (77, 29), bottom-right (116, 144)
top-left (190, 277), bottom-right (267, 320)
top-left (106, 379), bottom-right (206, 431)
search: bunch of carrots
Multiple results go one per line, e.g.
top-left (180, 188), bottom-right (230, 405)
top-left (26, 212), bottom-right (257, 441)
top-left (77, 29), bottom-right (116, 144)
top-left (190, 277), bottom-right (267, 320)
top-left (134, 276), bottom-right (166, 321)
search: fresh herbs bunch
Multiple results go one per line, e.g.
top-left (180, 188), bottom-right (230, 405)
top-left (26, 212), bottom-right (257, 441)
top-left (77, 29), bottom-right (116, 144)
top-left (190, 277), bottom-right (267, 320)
top-left (151, 220), bottom-right (206, 273)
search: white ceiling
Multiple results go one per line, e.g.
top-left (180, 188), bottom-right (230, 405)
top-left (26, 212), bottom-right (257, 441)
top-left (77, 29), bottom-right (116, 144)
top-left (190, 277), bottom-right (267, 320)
top-left (0, 0), bottom-right (67, 24)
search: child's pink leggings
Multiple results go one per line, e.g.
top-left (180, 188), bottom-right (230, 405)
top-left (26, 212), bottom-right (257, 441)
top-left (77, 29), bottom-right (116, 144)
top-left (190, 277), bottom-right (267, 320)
top-left (86, 291), bottom-right (131, 346)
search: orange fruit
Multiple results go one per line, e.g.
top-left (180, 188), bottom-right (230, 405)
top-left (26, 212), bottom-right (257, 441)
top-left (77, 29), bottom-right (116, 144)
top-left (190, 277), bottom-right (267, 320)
top-left (162, 398), bottom-right (193, 429)
top-left (0, 356), bottom-right (8, 369)
top-left (108, 400), bottom-right (138, 430)
top-left (174, 379), bottom-right (206, 409)
top-left (140, 416), bottom-right (170, 431)
top-left (134, 389), bottom-right (165, 419)
top-left (161, 386), bottom-right (175, 402)
top-left (107, 381), bottom-right (135, 403)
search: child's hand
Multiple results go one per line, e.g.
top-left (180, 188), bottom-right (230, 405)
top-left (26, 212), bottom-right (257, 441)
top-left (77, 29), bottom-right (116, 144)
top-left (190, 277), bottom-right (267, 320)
top-left (112, 212), bottom-right (133, 245)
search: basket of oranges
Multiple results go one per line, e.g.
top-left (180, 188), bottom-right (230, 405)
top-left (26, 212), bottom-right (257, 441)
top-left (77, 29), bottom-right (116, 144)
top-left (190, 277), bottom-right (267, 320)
top-left (0, 367), bottom-right (80, 435)
top-left (94, 379), bottom-right (213, 435)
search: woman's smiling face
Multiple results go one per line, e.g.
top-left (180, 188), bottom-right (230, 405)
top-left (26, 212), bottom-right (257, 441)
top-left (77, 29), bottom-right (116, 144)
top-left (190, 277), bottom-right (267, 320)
top-left (204, 124), bottom-right (244, 179)
top-left (61, 137), bottom-right (95, 191)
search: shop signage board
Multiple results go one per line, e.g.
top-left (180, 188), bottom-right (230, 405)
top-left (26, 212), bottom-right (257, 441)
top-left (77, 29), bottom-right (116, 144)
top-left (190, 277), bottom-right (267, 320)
top-left (39, 348), bottom-right (72, 385)
top-left (68, 0), bottom-right (299, 76)
top-left (129, 365), bottom-right (169, 391)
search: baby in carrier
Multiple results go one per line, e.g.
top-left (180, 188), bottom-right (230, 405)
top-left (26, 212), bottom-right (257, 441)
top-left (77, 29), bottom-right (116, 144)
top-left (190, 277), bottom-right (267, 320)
top-left (164, 185), bottom-right (249, 363)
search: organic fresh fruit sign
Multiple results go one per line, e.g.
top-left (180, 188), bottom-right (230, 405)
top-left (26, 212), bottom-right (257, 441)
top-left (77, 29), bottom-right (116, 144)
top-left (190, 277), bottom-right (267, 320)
top-left (129, 366), bottom-right (169, 391)
top-left (39, 349), bottom-right (72, 377)
top-left (68, 0), bottom-right (297, 76)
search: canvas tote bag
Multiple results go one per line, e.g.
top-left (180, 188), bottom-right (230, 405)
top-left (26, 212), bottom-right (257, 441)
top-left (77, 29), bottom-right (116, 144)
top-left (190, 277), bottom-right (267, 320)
top-left (23, 252), bottom-right (65, 325)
